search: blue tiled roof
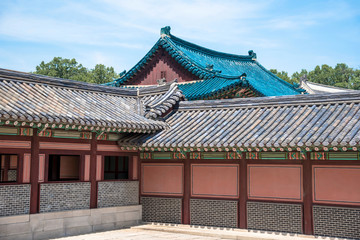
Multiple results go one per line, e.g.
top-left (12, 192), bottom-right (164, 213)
top-left (106, 26), bottom-right (304, 98)
top-left (178, 78), bottom-right (242, 100)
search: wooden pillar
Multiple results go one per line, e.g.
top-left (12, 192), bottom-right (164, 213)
top-left (303, 154), bottom-right (313, 235)
top-left (239, 157), bottom-right (247, 229)
top-left (30, 131), bottom-right (40, 214)
top-left (138, 157), bottom-right (142, 204)
top-left (183, 157), bottom-right (191, 224)
top-left (90, 132), bottom-right (97, 208)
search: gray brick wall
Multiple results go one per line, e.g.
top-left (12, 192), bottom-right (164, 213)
top-left (98, 181), bottom-right (139, 208)
top-left (141, 197), bottom-right (182, 224)
top-left (313, 205), bottom-right (360, 239)
top-left (0, 184), bottom-right (30, 216)
top-left (190, 199), bottom-right (238, 228)
top-left (247, 201), bottom-right (302, 234)
top-left (40, 182), bottom-right (91, 213)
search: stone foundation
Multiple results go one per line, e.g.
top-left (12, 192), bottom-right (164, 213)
top-left (0, 205), bottom-right (142, 240)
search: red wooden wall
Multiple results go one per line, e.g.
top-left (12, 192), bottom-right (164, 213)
top-left (127, 47), bottom-right (198, 85)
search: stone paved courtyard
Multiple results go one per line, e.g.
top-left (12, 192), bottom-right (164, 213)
top-left (51, 228), bottom-right (221, 240)
top-left (51, 224), bottom-right (318, 240)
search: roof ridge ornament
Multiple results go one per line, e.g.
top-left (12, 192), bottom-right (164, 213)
top-left (300, 74), bottom-right (308, 83)
top-left (157, 78), bottom-right (167, 85)
top-left (205, 64), bottom-right (214, 71)
top-left (240, 73), bottom-right (249, 87)
top-left (248, 50), bottom-right (257, 60)
top-left (160, 26), bottom-right (171, 38)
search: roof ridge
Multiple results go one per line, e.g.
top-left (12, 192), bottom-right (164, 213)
top-left (167, 34), bottom-right (253, 61)
top-left (0, 68), bottom-right (137, 96)
top-left (178, 92), bottom-right (360, 110)
top-left (304, 80), bottom-right (358, 90)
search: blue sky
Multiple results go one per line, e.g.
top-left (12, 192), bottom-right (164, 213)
top-left (0, 0), bottom-right (359, 75)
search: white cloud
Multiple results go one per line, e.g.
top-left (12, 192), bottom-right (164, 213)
top-left (0, 0), bottom-right (359, 73)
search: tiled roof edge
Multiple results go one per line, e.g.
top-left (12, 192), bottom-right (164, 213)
top-left (0, 68), bottom-right (138, 96)
top-left (253, 62), bottom-right (305, 94)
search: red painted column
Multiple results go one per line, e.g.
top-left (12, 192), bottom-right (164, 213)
top-left (239, 156), bottom-right (247, 229)
top-left (90, 132), bottom-right (97, 208)
top-left (183, 157), bottom-right (190, 224)
top-left (303, 154), bottom-right (313, 235)
top-left (138, 157), bottom-right (142, 204)
top-left (30, 131), bottom-right (40, 214)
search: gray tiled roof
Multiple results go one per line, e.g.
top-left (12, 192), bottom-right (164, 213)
top-left (142, 83), bottom-right (183, 119)
top-left (0, 68), bottom-right (172, 133)
top-left (118, 92), bottom-right (360, 148)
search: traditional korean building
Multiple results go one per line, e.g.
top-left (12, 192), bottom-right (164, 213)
top-left (108, 26), bottom-right (355, 99)
top-left (1, 43), bottom-right (360, 239)
top-left (106, 26), bottom-right (306, 100)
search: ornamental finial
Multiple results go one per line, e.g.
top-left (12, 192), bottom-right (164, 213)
top-left (160, 26), bottom-right (171, 37)
top-left (300, 74), bottom-right (308, 83)
top-left (248, 50), bottom-right (257, 60)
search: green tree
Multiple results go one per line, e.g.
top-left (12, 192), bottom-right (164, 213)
top-left (34, 57), bottom-right (117, 84)
top-left (352, 69), bottom-right (360, 90)
top-left (90, 64), bottom-right (118, 84)
top-left (35, 57), bottom-right (90, 82)
top-left (273, 64), bottom-right (360, 90)
top-left (270, 69), bottom-right (292, 83)
top-left (333, 63), bottom-right (353, 89)
top-left (307, 64), bottom-right (334, 86)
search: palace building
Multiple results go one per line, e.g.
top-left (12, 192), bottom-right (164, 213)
top-left (0, 27), bottom-right (360, 240)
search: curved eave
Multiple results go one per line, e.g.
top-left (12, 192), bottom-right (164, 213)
top-left (254, 61), bottom-right (305, 96)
